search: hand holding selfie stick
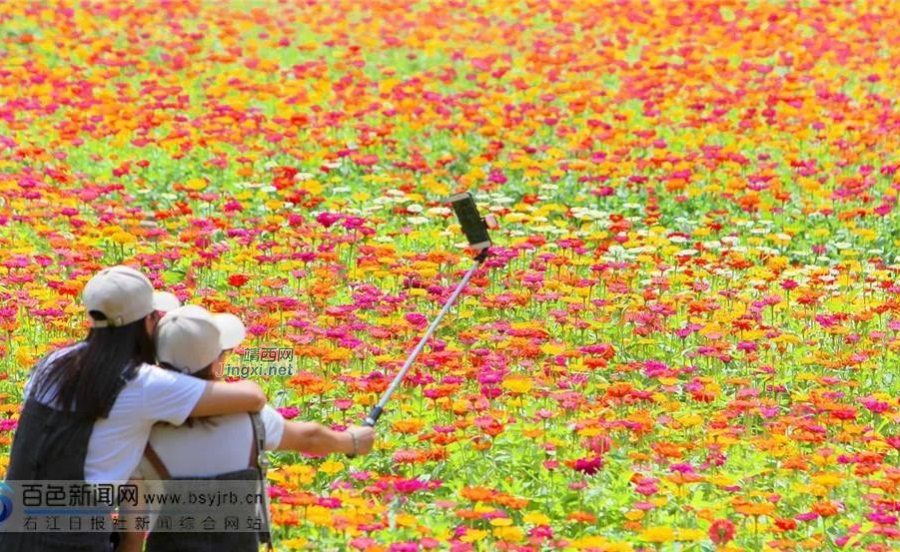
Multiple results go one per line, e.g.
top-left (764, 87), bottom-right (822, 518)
top-left (363, 191), bottom-right (495, 428)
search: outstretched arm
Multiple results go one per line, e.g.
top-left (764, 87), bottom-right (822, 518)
top-left (277, 422), bottom-right (375, 456)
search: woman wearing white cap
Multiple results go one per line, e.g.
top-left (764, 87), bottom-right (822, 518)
top-left (127, 305), bottom-right (375, 552)
top-left (0, 266), bottom-right (268, 552)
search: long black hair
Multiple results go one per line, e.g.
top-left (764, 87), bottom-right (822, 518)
top-left (31, 310), bottom-right (156, 419)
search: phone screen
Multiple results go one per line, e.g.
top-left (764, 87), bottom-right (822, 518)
top-left (447, 192), bottom-right (491, 249)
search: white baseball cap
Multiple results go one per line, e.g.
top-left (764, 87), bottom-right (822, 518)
top-left (83, 266), bottom-right (179, 328)
top-left (155, 305), bottom-right (247, 374)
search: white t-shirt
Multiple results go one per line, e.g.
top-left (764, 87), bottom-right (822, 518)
top-left (136, 406), bottom-right (285, 479)
top-left (25, 345), bottom-right (208, 484)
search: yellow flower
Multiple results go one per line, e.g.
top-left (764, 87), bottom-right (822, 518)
top-left (502, 377), bottom-right (534, 395)
top-left (677, 528), bottom-right (705, 541)
top-left (571, 536), bottom-right (608, 549)
top-left (305, 505), bottom-right (333, 527)
top-left (184, 178), bottom-right (208, 191)
top-left (395, 513), bottom-right (416, 528)
top-left (460, 529), bottom-right (488, 543)
top-left (493, 526), bottom-right (524, 542)
top-left (319, 460), bottom-right (344, 475)
top-left (523, 512), bottom-right (550, 525)
top-left (640, 526), bottom-right (675, 543)
top-left (282, 537), bottom-right (309, 549)
top-left (812, 473), bottom-right (843, 488)
top-left (300, 179), bottom-right (323, 195)
top-left (540, 343), bottom-right (566, 355)
top-left (675, 414), bottom-right (703, 428)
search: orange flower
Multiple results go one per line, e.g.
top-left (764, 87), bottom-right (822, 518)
top-left (567, 511), bottom-right (597, 523)
top-left (811, 500), bottom-right (841, 517)
top-left (459, 486), bottom-right (494, 502)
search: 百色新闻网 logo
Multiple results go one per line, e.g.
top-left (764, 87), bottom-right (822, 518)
top-left (0, 482), bottom-right (13, 524)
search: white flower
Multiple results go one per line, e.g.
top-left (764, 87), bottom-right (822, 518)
top-left (407, 204), bottom-right (423, 214)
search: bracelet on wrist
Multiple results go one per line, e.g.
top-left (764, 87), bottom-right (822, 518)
top-left (347, 429), bottom-right (358, 458)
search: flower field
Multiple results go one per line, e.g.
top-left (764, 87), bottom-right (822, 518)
top-left (4, 0), bottom-right (900, 550)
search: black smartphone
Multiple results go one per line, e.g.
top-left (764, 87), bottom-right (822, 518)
top-left (445, 191), bottom-right (491, 250)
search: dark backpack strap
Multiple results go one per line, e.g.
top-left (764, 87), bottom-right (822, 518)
top-left (249, 413), bottom-right (273, 551)
top-left (249, 424), bottom-right (259, 469)
top-left (143, 443), bottom-right (172, 480)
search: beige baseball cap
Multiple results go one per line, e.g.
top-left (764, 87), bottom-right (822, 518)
top-left (155, 305), bottom-right (246, 374)
top-left (83, 266), bottom-right (179, 328)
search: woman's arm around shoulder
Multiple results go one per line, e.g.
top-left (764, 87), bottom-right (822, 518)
top-left (190, 380), bottom-right (267, 417)
top-left (142, 365), bottom-right (266, 424)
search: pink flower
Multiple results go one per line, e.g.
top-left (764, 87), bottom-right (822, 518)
top-left (573, 456), bottom-right (602, 475)
top-left (316, 211), bottom-right (342, 228)
top-left (350, 537), bottom-right (377, 550)
top-left (276, 406), bottom-right (299, 420)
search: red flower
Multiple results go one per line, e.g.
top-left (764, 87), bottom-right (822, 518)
top-left (709, 519), bottom-right (736, 544)
top-left (227, 274), bottom-right (250, 288)
top-left (775, 518), bottom-right (797, 532)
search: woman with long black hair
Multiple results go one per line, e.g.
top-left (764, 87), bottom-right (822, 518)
top-left (0, 266), bottom-right (268, 552)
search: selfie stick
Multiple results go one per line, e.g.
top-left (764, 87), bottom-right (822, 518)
top-left (363, 191), bottom-right (493, 427)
